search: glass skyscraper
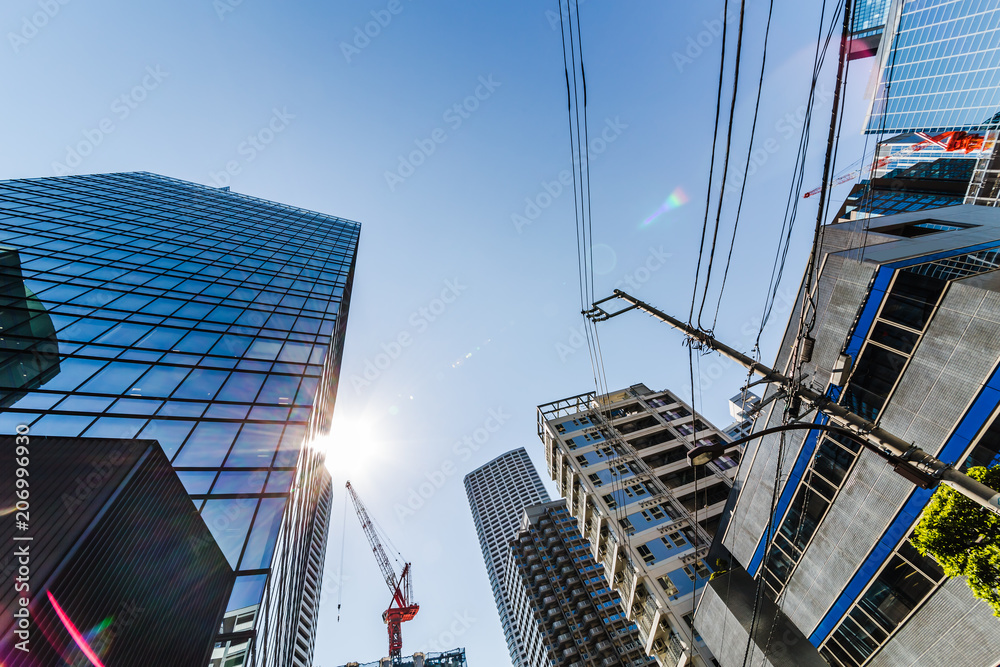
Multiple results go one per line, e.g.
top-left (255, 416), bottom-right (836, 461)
top-left (866, 0), bottom-right (1000, 133)
top-left (0, 172), bottom-right (359, 666)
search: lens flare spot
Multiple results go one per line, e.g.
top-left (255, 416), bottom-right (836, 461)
top-left (47, 591), bottom-right (107, 667)
top-left (641, 187), bottom-right (689, 228)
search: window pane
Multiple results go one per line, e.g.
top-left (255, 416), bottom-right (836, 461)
top-left (133, 365), bottom-right (190, 397)
top-left (172, 421), bottom-right (240, 466)
top-left (95, 322), bottom-right (152, 347)
top-left (30, 413), bottom-right (94, 436)
top-left (226, 574), bottom-right (267, 612)
top-left (239, 498), bottom-right (286, 570)
top-left (174, 331), bottom-right (221, 353)
top-left (211, 334), bottom-right (252, 358)
top-left (265, 470), bottom-right (294, 493)
top-left (225, 423), bottom-right (284, 467)
top-left (213, 471), bottom-right (268, 495)
top-left (173, 368), bottom-right (230, 400)
top-left (256, 374), bottom-right (300, 405)
top-left (137, 419), bottom-right (195, 459)
top-left (870, 322), bottom-right (919, 354)
top-left (135, 327), bottom-right (186, 350)
top-left (858, 556), bottom-right (937, 631)
top-left (217, 372), bottom-right (266, 402)
top-left (79, 361), bottom-right (150, 395)
top-left (39, 358), bottom-right (107, 391)
top-left (245, 339), bottom-right (282, 360)
top-left (177, 471), bottom-right (216, 495)
top-left (201, 499), bottom-right (257, 567)
top-left (83, 417), bottom-right (147, 439)
top-left (880, 271), bottom-right (945, 330)
top-left (842, 345), bottom-right (907, 420)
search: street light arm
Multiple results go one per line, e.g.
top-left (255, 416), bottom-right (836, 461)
top-left (590, 290), bottom-right (1000, 517)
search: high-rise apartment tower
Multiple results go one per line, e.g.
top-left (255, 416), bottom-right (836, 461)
top-left (464, 448), bottom-right (551, 666)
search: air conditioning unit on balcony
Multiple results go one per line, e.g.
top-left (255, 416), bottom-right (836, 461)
top-left (652, 638), bottom-right (666, 652)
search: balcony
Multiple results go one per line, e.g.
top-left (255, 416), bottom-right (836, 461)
top-left (654, 632), bottom-right (685, 666)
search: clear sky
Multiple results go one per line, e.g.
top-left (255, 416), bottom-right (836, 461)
top-left (1, 1), bottom-right (875, 665)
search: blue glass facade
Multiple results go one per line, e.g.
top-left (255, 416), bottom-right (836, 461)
top-left (852, 0), bottom-right (892, 38)
top-left (866, 0), bottom-right (1000, 133)
top-left (0, 172), bottom-right (359, 667)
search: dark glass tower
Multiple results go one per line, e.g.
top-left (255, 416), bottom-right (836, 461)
top-left (0, 172), bottom-right (359, 667)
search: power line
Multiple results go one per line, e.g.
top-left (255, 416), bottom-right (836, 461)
top-left (690, 0), bottom-right (731, 327)
top-left (696, 0), bottom-right (748, 331)
top-left (711, 0), bottom-right (776, 330)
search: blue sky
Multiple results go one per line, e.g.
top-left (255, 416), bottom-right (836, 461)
top-left (1, 1), bottom-right (875, 664)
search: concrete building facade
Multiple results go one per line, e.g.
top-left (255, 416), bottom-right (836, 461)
top-left (536, 384), bottom-right (739, 667)
top-left (695, 205), bottom-right (1000, 666)
top-left (505, 499), bottom-right (655, 667)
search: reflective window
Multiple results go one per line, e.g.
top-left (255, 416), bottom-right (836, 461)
top-left (175, 330), bottom-right (221, 353)
top-left (173, 368), bottom-right (230, 400)
top-left (173, 421), bottom-right (240, 466)
top-left (216, 372), bottom-right (265, 402)
top-left (78, 361), bottom-right (150, 395)
top-left (265, 470), bottom-right (294, 493)
top-left (225, 423), bottom-right (284, 467)
top-left (137, 420), bottom-right (196, 459)
top-left (177, 470), bottom-right (216, 495)
top-left (82, 416), bottom-right (147, 438)
top-left (134, 365), bottom-right (190, 397)
top-left (239, 498), bottom-right (286, 570)
top-left (246, 339), bottom-right (282, 360)
top-left (30, 413), bottom-right (95, 436)
top-left (201, 499), bottom-right (257, 567)
top-left (213, 471), bottom-right (268, 495)
top-left (135, 327), bottom-right (186, 350)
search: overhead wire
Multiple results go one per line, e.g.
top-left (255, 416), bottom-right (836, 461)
top-left (711, 0), bottom-right (776, 330)
top-left (753, 0), bottom-right (844, 352)
top-left (736, 1), bottom-right (848, 664)
top-left (690, 0), bottom-right (730, 328)
top-left (557, 0), bottom-right (638, 574)
top-left (337, 484), bottom-right (349, 622)
top-left (696, 0), bottom-right (748, 331)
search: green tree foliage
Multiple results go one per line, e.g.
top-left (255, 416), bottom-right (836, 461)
top-left (911, 465), bottom-right (1000, 616)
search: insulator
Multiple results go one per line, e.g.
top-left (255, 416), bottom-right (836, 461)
top-left (800, 335), bottom-right (816, 364)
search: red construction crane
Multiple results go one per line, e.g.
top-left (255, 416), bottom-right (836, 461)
top-left (345, 481), bottom-right (419, 664)
top-left (802, 131), bottom-right (987, 198)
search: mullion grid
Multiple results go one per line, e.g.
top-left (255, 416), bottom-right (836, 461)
top-left (2, 174), bottom-right (356, 592)
top-left (819, 535), bottom-right (946, 666)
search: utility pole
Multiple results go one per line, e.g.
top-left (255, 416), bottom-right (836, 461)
top-left (585, 289), bottom-right (1000, 517)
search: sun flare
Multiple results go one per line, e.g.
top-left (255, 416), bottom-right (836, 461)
top-left (317, 413), bottom-right (383, 479)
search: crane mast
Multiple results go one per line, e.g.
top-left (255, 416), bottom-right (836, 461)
top-left (345, 481), bottom-right (419, 664)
